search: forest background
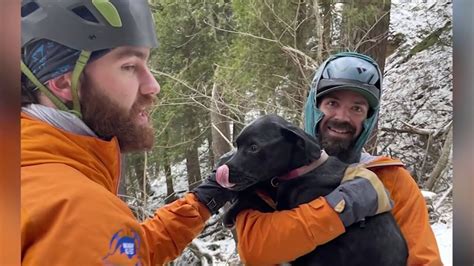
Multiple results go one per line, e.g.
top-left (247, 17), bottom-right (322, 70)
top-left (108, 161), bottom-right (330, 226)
top-left (119, 0), bottom-right (453, 264)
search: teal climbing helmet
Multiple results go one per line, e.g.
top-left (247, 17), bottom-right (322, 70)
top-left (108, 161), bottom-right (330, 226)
top-left (21, 0), bottom-right (158, 118)
top-left (304, 52), bottom-right (383, 152)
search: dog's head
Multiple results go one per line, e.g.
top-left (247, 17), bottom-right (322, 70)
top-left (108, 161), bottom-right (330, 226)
top-left (216, 114), bottom-right (321, 191)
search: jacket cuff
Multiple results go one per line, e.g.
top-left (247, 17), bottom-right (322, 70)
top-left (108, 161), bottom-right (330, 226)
top-left (185, 193), bottom-right (212, 221)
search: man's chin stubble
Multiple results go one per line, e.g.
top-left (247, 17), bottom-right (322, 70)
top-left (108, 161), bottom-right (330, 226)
top-left (320, 135), bottom-right (353, 155)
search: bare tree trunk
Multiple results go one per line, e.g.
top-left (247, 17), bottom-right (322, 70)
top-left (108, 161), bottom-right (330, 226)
top-left (354, 0), bottom-right (391, 73)
top-left (425, 125), bottom-right (453, 191)
top-left (320, 0), bottom-right (333, 56)
top-left (232, 113), bottom-right (244, 141)
top-left (294, 2), bottom-right (313, 118)
top-left (418, 133), bottom-right (434, 183)
top-left (164, 154), bottom-right (176, 204)
top-left (132, 153), bottom-right (152, 198)
top-left (142, 151), bottom-right (148, 220)
top-left (184, 108), bottom-right (202, 190)
top-left (210, 68), bottom-right (232, 160)
top-left (118, 154), bottom-right (128, 196)
top-left (185, 145), bottom-right (202, 190)
top-left (185, 143), bottom-right (202, 191)
top-left (206, 131), bottom-right (215, 169)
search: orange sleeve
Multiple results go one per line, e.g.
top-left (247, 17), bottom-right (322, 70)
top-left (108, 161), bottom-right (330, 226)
top-left (141, 193), bottom-right (211, 265)
top-left (235, 197), bottom-right (345, 265)
top-left (377, 166), bottom-right (443, 266)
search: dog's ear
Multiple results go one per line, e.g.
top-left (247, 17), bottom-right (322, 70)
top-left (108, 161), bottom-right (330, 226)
top-left (280, 123), bottom-right (321, 163)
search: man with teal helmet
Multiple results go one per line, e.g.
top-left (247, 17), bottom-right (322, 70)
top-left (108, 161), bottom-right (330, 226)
top-left (304, 52), bottom-right (382, 163)
top-left (21, 1), bottom-right (235, 265)
top-left (235, 52), bottom-right (442, 265)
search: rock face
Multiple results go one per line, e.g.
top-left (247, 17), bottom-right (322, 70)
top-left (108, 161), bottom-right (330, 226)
top-left (378, 0), bottom-right (452, 190)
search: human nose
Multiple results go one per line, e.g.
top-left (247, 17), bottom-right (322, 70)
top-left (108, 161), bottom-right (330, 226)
top-left (332, 106), bottom-right (351, 122)
top-left (140, 68), bottom-right (160, 96)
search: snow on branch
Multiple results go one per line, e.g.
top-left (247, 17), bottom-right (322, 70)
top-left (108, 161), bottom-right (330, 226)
top-left (380, 120), bottom-right (452, 137)
top-left (425, 125), bottom-right (453, 191)
top-left (188, 239), bottom-right (214, 266)
top-left (434, 184), bottom-right (453, 212)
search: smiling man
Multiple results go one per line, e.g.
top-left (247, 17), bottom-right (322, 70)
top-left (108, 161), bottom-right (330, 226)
top-left (235, 52), bottom-right (442, 265)
top-left (317, 90), bottom-right (369, 161)
top-left (20, 1), bottom-right (234, 265)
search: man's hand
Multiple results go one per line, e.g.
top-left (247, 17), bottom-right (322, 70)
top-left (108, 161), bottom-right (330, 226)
top-left (192, 150), bottom-right (237, 214)
top-left (325, 166), bottom-right (393, 227)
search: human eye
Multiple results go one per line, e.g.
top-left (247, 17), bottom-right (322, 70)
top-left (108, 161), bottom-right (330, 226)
top-left (121, 64), bottom-right (136, 72)
top-left (326, 100), bottom-right (338, 107)
top-left (352, 105), bottom-right (367, 115)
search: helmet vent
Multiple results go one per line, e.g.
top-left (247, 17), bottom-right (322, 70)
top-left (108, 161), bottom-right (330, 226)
top-left (356, 67), bottom-right (367, 74)
top-left (21, 2), bottom-right (40, 17)
top-left (71, 6), bottom-right (100, 23)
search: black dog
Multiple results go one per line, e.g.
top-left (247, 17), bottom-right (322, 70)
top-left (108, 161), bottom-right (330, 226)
top-left (215, 114), bottom-right (408, 266)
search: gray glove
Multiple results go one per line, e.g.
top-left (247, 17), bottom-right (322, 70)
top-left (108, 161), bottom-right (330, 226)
top-left (192, 151), bottom-right (236, 214)
top-left (325, 166), bottom-right (393, 227)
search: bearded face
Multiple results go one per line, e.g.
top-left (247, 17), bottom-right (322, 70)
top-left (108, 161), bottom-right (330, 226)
top-left (80, 74), bottom-right (156, 153)
top-left (317, 90), bottom-right (369, 160)
top-left (318, 119), bottom-right (358, 157)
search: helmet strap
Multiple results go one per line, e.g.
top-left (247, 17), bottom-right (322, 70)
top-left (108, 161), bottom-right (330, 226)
top-left (21, 50), bottom-right (91, 119)
top-left (70, 50), bottom-right (91, 119)
top-left (21, 60), bottom-right (70, 112)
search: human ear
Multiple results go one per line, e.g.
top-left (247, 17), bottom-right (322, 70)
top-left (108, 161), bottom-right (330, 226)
top-left (45, 73), bottom-right (73, 101)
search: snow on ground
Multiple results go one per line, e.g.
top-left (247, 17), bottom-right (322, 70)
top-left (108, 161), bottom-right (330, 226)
top-left (433, 220), bottom-right (453, 265)
top-left (431, 194), bottom-right (453, 265)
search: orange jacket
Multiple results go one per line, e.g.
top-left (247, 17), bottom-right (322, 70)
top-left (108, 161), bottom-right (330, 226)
top-left (21, 113), bottom-right (210, 265)
top-left (236, 155), bottom-right (442, 266)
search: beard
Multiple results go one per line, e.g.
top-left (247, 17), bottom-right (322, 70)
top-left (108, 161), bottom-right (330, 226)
top-left (318, 119), bottom-right (359, 163)
top-left (79, 76), bottom-right (155, 153)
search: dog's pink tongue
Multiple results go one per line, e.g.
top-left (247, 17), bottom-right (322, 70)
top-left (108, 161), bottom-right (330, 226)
top-left (216, 165), bottom-right (235, 188)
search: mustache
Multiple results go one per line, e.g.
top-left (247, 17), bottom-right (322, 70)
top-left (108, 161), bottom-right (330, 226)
top-left (327, 119), bottom-right (356, 134)
top-left (131, 94), bottom-right (156, 113)
top-left (136, 94), bottom-right (156, 107)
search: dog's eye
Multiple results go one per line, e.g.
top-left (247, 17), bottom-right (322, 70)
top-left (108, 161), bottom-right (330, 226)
top-left (249, 144), bottom-right (259, 153)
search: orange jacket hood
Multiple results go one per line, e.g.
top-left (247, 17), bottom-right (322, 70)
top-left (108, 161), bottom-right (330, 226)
top-left (21, 112), bottom-right (121, 194)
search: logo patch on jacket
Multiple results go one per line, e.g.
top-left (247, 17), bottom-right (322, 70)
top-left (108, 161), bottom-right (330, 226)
top-left (102, 228), bottom-right (143, 265)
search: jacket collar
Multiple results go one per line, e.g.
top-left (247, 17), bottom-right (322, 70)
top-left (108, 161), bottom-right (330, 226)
top-left (358, 152), bottom-right (405, 168)
top-left (21, 111), bottom-right (121, 194)
top-left (22, 104), bottom-right (97, 137)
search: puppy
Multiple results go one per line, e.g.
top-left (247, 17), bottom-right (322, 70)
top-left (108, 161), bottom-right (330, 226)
top-left (216, 114), bottom-right (408, 266)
